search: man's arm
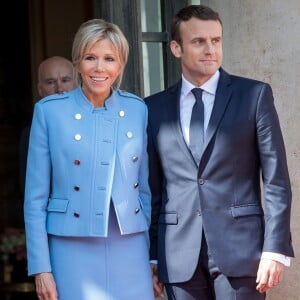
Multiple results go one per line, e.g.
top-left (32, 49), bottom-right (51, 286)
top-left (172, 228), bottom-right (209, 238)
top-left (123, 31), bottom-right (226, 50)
top-left (255, 83), bottom-right (293, 292)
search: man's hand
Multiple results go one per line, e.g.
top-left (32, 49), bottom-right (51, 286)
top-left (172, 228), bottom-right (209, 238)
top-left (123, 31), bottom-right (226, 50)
top-left (256, 258), bottom-right (285, 293)
top-left (150, 263), bottom-right (165, 298)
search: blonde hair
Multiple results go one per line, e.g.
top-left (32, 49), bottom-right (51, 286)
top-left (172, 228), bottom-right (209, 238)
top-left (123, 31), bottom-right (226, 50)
top-left (72, 19), bottom-right (129, 89)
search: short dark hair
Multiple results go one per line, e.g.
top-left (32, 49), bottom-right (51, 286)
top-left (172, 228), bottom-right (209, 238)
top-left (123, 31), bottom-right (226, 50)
top-left (170, 5), bottom-right (222, 46)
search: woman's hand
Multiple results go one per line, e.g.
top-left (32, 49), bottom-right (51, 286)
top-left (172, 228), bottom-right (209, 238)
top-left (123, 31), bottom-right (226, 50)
top-left (35, 272), bottom-right (58, 300)
top-left (150, 263), bottom-right (165, 298)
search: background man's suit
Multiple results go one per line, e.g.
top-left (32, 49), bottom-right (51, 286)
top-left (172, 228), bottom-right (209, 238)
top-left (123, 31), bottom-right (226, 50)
top-left (146, 68), bottom-right (294, 284)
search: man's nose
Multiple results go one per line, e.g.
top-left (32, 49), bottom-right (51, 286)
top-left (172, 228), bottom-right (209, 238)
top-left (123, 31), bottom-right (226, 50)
top-left (56, 82), bottom-right (64, 94)
top-left (204, 42), bottom-right (214, 53)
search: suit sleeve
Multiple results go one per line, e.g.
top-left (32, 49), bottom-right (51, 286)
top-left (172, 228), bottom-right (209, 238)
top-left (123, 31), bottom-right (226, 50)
top-left (146, 103), bottom-right (164, 261)
top-left (256, 83), bottom-right (293, 257)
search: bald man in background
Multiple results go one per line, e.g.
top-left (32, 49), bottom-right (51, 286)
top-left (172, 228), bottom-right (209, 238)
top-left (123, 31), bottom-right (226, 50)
top-left (19, 56), bottom-right (77, 192)
top-left (37, 56), bottom-right (77, 97)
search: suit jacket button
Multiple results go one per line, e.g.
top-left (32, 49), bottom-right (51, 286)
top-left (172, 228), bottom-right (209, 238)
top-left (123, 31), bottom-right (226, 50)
top-left (74, 159), bottom-right (80, 165)
top-left (74, 185), bottom-right (80, 191)
top-left (134, 183), bottom-right (139, 189)
top-left (74, 212), bottom-right (80, 218)
top-left (135, 208), bottom-right (140, 214)
top-left (198, 178), bottom-right (205, 185)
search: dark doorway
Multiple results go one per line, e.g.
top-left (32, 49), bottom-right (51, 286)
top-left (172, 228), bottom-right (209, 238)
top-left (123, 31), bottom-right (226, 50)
top-left (0, 1), bottom-right (32, 229)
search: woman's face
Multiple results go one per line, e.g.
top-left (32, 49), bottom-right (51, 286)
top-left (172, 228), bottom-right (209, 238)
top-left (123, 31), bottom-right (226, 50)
top-left (78, 38), bottom-right (122, 106)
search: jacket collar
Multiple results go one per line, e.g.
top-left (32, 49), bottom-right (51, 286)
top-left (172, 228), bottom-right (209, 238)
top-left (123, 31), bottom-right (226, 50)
top-left (74, 87), bottom-right (121, 114)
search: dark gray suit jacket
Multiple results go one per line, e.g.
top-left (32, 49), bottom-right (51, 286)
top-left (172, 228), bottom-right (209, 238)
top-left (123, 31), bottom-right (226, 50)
top-left (145, 68), bottom-right (294, 283)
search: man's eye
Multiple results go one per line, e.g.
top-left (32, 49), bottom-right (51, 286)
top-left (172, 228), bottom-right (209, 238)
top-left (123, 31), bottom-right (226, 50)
top-left (193, 39), bottom-right (204, 45)
top-left (212, 38), bottom-right (221, 44)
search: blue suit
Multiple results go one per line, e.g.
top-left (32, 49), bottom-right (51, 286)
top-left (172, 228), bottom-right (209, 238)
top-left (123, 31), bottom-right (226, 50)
top-left (146, 68), bottom-right (294, 286)
top-left (24, 87), bottom-right (151, 276)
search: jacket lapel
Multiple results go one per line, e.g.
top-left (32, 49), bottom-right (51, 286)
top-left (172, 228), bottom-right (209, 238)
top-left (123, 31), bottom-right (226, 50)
top-left (166, 71), bottom-right (233, 170)
top-left (167, 80), bottom-right (197, 166)
top-left (198, 69), bottom-right (233, 171)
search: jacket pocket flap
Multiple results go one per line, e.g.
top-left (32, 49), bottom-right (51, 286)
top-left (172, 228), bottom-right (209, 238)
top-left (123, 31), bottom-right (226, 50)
top-left (47, 198), bottom-right (69, 212)
top-left (231, 205), bottom-right (263, 218)
top-left (159, 212), bottom-right (178, 225)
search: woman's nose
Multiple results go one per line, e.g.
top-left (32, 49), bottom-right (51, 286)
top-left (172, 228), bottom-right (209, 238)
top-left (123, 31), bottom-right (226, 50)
top-left (95, 60), bottom-right (105, 71)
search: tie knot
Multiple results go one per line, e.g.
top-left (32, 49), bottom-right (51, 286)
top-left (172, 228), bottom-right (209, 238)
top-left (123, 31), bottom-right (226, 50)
top-left (191, 88), bottom-right (203, 102)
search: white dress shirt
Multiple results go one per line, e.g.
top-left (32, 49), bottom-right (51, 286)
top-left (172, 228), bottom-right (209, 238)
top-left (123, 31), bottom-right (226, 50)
top-left (180, 71), bottom-right (219, 146)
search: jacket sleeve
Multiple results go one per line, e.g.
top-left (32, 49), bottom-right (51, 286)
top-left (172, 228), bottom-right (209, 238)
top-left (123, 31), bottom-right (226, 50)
top-left (138, 104), bottom-right (152, 227)
top-left (256, 83), bottom-right (293, 257)
top-left (146, 102), bottom-right (164, 261)
top-left (24, 102), bottom-right (52, 275)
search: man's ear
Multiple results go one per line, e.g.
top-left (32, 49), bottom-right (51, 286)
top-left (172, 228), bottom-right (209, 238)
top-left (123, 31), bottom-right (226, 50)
top-left (37, 84), bottom-right (42, 98)
top-left (170, 40), bottom-right (182, 58)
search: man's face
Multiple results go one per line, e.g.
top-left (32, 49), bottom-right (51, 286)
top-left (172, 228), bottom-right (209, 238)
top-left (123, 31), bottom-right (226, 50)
top-left (38, 61), bottom-right (77, 97)
top-left (170, 18), bottom-right (223, 86)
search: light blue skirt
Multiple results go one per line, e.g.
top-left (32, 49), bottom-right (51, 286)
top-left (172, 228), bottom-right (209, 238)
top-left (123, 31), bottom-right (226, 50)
top-left (49, 205), bottom-right (154, 300)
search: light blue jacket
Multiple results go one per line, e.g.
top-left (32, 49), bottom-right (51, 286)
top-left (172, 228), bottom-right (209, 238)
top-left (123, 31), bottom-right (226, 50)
top-left (24, 87), bottom-right (151, 275)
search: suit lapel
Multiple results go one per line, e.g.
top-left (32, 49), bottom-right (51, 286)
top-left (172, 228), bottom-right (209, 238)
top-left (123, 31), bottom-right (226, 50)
top-left (167, 81), bottom-right (197, 166)
top-left (204, 69), bottom-right (233, 150)
top-left (197, 69), bottom-right (233, 173)
top-left (166, 71), bottom-right (233, 171)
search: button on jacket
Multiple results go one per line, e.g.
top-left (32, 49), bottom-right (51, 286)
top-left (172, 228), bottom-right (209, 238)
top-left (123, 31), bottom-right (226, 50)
top-left (24, 87), bottom-right (151, 275)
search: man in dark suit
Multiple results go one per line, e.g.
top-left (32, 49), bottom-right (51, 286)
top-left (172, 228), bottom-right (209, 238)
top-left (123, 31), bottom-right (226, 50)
top-left (145, 5), bottom-right (293, 300)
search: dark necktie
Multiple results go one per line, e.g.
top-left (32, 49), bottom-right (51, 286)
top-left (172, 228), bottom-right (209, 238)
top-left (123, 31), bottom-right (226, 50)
top-left (189, 88), bottom-right (204, 165)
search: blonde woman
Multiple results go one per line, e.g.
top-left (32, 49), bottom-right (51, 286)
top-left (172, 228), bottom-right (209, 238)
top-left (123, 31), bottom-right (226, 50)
top-left (24, 19), bottom-right (154, 300)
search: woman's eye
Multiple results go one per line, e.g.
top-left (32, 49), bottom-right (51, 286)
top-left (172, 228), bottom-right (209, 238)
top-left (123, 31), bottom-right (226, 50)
top-left (105, 57), bottom-right (114, 62)
top-left (84, 56), bottom-right (94, 61)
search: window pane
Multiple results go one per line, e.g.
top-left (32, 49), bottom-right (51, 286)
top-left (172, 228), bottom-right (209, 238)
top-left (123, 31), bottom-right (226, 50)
top-left (142, 42), bottom-right (164, 97)
top-left (141, 0), bottom-right (161, 32)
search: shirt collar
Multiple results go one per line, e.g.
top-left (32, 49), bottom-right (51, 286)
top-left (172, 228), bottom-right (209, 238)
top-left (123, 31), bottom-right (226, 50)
top-left (181, 70), bottom-right (220, 98)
